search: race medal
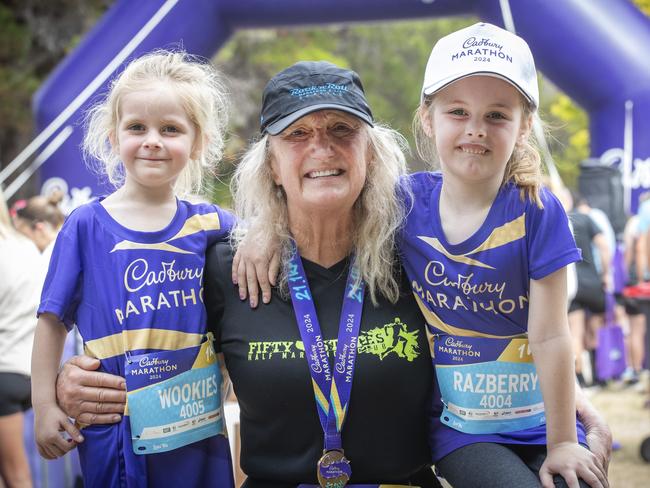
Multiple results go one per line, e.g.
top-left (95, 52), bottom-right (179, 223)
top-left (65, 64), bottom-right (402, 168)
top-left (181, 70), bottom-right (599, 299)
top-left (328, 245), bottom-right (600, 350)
top-left (287, 247), bottom-right (364, 487)
top-left (317, 450), bottom-right (351, 488)
top-left (125, 334), bottom-right (224, 454)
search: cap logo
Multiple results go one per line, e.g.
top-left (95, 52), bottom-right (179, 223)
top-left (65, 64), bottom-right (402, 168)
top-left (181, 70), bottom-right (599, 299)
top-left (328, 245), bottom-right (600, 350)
top-left (452, 36), bottom-right (512, 63)
top-left (289, 83), bottom-right (348, 100)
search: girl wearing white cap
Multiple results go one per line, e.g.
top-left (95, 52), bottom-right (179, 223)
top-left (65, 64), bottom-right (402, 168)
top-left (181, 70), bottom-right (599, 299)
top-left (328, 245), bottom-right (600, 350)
top-left (403, 22), bottom-right (607, 488)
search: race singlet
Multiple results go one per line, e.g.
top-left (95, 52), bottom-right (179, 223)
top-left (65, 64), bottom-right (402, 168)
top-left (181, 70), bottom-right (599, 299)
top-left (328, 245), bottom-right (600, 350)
top-left (125, 334), bottom-right (224, 454)
top-left (432, 333), bottom-right (545, 434)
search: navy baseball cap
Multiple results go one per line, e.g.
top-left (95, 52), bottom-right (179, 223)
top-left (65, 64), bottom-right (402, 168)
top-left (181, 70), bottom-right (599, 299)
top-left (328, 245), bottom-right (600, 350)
top-left (260, 61), bottom-right (374, 135)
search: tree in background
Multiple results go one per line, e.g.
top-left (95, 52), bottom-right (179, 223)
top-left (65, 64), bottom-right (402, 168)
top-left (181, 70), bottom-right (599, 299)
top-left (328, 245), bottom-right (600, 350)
top-left (214, 18), bottom-right (471, 169)
top-left (1, 2), bottom-right (648, 204)
top-left (0, 0), bottom-right (110, 199)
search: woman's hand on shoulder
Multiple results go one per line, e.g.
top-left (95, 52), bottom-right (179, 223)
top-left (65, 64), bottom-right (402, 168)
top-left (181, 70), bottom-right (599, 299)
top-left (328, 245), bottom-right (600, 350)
top-left (56, 355), bottom-right (126, 425)
top-left (232, 240), bottom-right (280, 308)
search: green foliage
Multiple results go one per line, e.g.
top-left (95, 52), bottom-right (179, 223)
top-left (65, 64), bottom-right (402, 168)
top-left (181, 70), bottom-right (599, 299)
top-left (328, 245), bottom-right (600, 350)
top-left (341, 19), bottom-right (473, 155)
top-left (634, 0), bottom-right (650, 15)
top-left (0, 5), bottom-right (40, 175)
top-left (545, 94), bottom-right (589, 187)
top-left (213, 17), bottom-right (476, 198)
top-left (0, 1), bottom-right (110, 198)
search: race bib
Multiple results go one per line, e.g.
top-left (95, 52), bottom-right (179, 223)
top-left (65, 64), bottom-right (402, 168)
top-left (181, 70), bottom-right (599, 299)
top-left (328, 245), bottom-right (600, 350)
top-left (433, 333), bottom-right (545, 434)
top-left (125, 335), bottom-right (223, 454)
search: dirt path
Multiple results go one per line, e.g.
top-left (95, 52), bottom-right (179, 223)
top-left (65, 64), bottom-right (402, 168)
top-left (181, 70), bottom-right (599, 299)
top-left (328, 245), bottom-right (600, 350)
top-left (589, 377), bottom-right (650, 487)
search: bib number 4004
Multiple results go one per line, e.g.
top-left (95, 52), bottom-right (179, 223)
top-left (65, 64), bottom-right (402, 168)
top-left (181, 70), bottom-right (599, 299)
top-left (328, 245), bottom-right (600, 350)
top-left (479, 394), bottom-right (512, 409)
top-left (179, 400), bottom-right (205, 418)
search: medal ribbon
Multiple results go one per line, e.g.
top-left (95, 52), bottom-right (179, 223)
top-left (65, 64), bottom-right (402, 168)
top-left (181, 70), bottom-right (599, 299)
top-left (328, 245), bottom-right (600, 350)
top-left (288, 245), bottom-right (365, 451)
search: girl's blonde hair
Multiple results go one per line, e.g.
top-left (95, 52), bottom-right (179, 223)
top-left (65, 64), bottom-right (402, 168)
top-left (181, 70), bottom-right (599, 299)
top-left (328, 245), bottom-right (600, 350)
top-left (414, 94), bottom-right (544, 207)
top-left (231, 123), bottom-right (411, 305)
top-left (83, 50), bottom-right (229, 197)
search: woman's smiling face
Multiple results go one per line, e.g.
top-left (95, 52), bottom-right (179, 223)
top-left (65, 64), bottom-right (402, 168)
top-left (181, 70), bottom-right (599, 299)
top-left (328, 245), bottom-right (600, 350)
top-left (269, 110), bottom-right (370, 216)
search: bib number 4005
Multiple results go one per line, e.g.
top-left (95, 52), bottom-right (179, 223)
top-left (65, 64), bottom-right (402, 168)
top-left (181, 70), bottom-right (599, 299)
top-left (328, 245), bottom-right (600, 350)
top-left (479, 394), bottom-right (512, 409)
top-left (179, 400), bottom-right (205, 418)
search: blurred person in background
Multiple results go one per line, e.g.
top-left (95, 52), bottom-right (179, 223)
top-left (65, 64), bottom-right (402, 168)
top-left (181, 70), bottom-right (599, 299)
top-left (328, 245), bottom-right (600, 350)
top-left (544, 179), bottom-right (578, 304)
top-left (0, 190), bottom-right (43, 488)
top-left (568, 192), bottom-right (611, 387)
top-left (11, 191), bottom-right (65, 263)
top-left (621, 205), bottom-right (648, 384)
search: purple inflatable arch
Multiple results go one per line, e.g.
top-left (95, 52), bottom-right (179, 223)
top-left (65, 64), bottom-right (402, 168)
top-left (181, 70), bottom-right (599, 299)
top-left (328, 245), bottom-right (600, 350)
top-left (14, 0), bottom-right (650, 214)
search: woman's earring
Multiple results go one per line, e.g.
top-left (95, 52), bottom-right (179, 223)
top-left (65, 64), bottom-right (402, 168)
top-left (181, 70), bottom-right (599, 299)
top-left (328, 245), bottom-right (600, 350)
top-left (275, 186), bottom-right (283, 199)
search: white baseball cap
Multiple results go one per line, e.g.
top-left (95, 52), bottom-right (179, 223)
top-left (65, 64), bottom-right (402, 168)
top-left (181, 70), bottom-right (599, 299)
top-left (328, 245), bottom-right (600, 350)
top-left (421, 22), bottom-right (539, 108)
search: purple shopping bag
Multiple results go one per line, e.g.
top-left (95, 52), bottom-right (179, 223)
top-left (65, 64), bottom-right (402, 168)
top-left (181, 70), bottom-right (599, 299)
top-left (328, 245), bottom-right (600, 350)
top-left (595, 294), bottom-right (627, 381)
top-left (612, 243), bottom-right (627, 295)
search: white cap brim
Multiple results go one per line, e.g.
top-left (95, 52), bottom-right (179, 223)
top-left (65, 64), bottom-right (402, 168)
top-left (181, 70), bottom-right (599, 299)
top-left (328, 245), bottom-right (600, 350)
top-left (422, 71), bottom-right (537, 108)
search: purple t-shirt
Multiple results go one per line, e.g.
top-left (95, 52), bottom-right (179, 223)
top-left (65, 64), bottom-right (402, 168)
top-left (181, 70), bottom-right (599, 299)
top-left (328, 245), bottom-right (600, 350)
top-left (398, 172), bottom-right (585, 462)
top-left (39, 198), bottom-right (235, 487)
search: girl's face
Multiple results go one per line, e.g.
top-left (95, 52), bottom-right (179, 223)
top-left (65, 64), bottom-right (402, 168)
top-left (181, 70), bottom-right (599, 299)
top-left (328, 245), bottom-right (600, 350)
top-left (268, 110), bottom-right (370, 217)
top-left (425, 75), bottom-right (532, 188)
top-left (112, 83), bottom-right (197, 192)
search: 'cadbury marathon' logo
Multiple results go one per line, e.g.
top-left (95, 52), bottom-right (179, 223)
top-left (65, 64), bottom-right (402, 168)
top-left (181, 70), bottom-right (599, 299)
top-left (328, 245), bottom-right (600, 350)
top-left (124, 259), bottom-right (203, 292)
top-left (437, 336), bottom-right (481, 360)
top-left (601, 147), bottom-right (650, 190)
top-left (128, 356), bottom-right (178, 376)
top-left (445, 336), bottom-right (474, 351)
top-left (425, 261), bottom-right (506, 299)
top-left (114, 258), bottom-right (204, 325)
top-left (138, 356), bottom-right (170, 368)
top-left (451, 36), bottom-right (512, 63)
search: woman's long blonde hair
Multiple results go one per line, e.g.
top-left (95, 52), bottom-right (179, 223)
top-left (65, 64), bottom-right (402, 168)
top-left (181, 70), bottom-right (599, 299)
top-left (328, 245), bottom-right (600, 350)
top-left (413, 94), bottom-right (544, 207)
top-left (231, 123), bottom-right (411, 305)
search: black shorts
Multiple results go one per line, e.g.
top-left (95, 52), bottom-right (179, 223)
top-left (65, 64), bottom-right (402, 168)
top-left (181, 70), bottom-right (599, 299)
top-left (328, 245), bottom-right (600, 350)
top-left (569, 280), bottom-right (605, 314)
top-left (0, 372), bottom-right (31, 416)
top-left (615, 291), bottom-right (647, 316)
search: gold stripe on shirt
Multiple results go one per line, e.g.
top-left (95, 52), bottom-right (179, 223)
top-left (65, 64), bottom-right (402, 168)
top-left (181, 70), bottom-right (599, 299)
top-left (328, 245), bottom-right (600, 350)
top-left (416, 213), bottom-right (526, 270)
top-left (84, 329), bottom-right (203, 360)
top-left (169, 212), bottom-right (222, 241)
top-left (109, 212), bottom-right (223, 254)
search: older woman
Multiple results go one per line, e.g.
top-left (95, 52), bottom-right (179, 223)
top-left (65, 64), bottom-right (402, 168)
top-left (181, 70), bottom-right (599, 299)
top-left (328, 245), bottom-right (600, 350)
top-left (55, 61), bottom-right (611, 487)
top-left (205, 61), bottom-right (436, 486)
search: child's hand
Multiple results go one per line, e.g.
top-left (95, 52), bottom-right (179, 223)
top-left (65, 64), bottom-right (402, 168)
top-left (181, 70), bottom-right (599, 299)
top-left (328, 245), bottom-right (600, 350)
top-left (232, 242), bottom-right (280, 308)
top-left (540, 442), bottom-right (609, 488)
top-left (34, 403), bottom-right (84, 459)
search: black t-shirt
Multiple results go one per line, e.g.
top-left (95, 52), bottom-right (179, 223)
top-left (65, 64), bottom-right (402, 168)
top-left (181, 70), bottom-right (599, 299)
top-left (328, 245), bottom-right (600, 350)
top-left (205, 243), bottom-right (435, 487)
top-left (569, 211), bottom-right (602, 286)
